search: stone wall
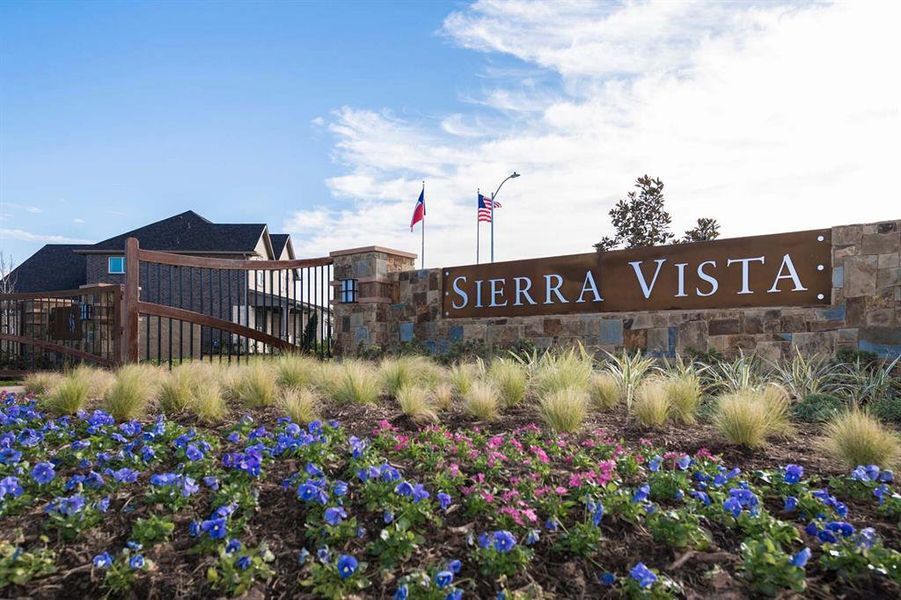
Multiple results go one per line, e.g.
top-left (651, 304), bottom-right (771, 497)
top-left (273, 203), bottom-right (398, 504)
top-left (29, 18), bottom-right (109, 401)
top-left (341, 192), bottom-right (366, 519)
top-left (331, 220), bottom-right (901, 359)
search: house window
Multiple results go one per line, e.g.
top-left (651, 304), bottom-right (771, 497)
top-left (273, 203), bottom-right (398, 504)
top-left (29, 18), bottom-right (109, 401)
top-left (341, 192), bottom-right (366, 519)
top-left (108, 256), bottom-right (125, 274)
top-left (256, 271), bottom-right (265, 289)
top-left (340, 279), bottom-right (358, 303)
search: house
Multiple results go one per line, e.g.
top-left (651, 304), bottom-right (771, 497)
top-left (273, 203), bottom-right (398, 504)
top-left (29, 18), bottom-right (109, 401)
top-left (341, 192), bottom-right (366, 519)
top-left (4, 211), bottom-right (328, 361)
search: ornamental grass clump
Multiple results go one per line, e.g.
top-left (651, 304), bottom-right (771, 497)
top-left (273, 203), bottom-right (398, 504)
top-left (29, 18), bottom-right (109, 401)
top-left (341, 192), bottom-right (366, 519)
top-left (488, 358), bottom-right (528, 407)
top-left (534, 348), bottom-right (593, 396)
top-left (464, 381), bottom-right (499, 421)
top-left (588, 371), bottom-right (621, 410)
top-left (539, 387), bottom-right (587, 433)
top-left (821, 410), bottom-right (901, 469)
top-left (332, 360), bottom-right (381, 405)
top-left (449, 363), bottom-right (477, 396)
top-left (433, 382), bottom-right (454, 410)
top-left (74, 365), bottom-right (116, 400)
top-left (713, 385), bottom-right (791, 448)
top-left (23, 371), bottom-right (62, 397)
top-left (604, 350), bottom-right (656, 412)
top-left (232, 361), bottom-right (278, 408)
top-left (41, 372), bottom-right (90, 415)
top-left (665, 372), bottom-right (702, 424)
top-left (276, 354), bottom-right (318, 390)
top-left (103, 364), bottom-right (159, 420)
top-left (396, 385), bottom-right (437, 423)
top-left (158, 363), bottom-right (203, 414)
top-left (189, 380), bottom-right (228, 423)
top-left (279, 387), bottom-right (320, 425)
top-left (632, 379), bottom-right (670, 427)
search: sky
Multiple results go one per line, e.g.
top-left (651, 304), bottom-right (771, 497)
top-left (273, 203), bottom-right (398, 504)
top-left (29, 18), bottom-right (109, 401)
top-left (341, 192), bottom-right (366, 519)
top-left (1, 0), bottom-right (899, 269)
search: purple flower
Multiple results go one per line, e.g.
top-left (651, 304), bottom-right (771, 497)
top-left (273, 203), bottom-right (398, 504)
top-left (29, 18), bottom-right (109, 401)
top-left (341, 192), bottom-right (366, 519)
top-left (201, 517), bottom-right (228, 540)
top-left (225, 539), bottom-right (242, 554)
top-left (324, 506), bottom-right (347, 526)
top-left (630, 562), bottom-right (657, 588)
top-left (648, 456), bottom-right (662, 472)
top-left (58, 494), bottom-right (86, 516)
top-left (631, 484), bottom-right (650, 503)
top-left (677, 455), bottom-right (692, 470)
top-left (317, 546), bottom-right (330, 563)
top-left (129, 555), bottom-right (145, 570)
top-left (0, 476), bottom-right (23, 499)
top-left (448, 559), bottom-right (462, 574)
top-left (412, 483), bottom-right (429, 503)
top-left (784, 464), bottom-right (804, 485)
top-left (437, 492), bottom-right (452, 510)
top-left (110, 467), bottom-right (139, 483)
top-left (435, 570), bottom-right (454, 589)
top-left (93, 552), bottom-right (113, 569)
top-left (333, 480), bottom-right (348, 497)
top-left (185, 444), bottom-right (204, 461)
top-left (492, 530), bottom-right (517, 553)
top-left (203, 476), bottom-right (220, 490)
top-left (236, 555), bottom-right (251, 570)
top-left (784, 496), bottom-right (798, 512)
top-left (599, 571), bottom-right (617, 586)
top-left (789, 547), bottom-right (811, 568)
top-left (395, 481), bottom-right (414, 497)
top-left (337, 554), bottom-right (358, 579)
top-left (31, 461), bottom-right (55, 484)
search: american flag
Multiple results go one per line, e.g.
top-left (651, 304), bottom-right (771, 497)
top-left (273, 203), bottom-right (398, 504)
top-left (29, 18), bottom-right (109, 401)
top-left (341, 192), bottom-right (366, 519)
top-left (478, 193), bottom-right (501, 223)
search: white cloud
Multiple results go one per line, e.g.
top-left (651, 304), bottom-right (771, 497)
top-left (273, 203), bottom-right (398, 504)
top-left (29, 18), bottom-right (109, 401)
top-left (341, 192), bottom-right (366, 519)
top-left (3, 202), bottom-right (43, 214)
top-left (73, 218), bottom-right (86, 224)
top-left (287, 0), bottom-right (901, 266)
top-left (0, 228), bottom-right (93, 244)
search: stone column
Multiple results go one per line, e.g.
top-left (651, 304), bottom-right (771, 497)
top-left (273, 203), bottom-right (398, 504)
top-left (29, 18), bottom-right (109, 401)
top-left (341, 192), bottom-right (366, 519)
top-left (330, 246), bottom-right (417, 355)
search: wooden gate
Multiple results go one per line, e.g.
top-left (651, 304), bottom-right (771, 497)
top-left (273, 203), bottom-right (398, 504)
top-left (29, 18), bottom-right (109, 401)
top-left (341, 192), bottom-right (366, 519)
top-left (123, 238), bottom-right (333, 366)
top-left (0, 286), bottom-right (122, 376)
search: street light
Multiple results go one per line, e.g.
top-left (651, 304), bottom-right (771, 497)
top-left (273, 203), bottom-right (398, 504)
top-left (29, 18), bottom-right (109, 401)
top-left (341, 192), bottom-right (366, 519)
top-left (491, 171), bottom-right (520, 263)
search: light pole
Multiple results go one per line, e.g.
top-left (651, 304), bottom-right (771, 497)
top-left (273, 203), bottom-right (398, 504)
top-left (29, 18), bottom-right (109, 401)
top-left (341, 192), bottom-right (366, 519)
top-left (491, 171), bottom-right (520, 263)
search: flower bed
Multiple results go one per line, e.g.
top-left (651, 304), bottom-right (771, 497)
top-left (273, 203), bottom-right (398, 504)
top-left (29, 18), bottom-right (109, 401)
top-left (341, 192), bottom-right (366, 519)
top-left (1, 391), bottom-right (900, 599)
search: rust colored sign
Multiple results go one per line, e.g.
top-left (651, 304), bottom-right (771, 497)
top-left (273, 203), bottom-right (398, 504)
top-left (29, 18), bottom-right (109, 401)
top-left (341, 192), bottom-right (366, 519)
top-left (49, 305), bottom-right (83, 340)
top-left (442, 229), bottom-right (831, 319)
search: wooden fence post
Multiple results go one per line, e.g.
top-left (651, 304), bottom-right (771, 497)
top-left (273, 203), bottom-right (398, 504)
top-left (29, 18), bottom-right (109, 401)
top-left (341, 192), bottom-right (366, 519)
top-left (123, 237), bottom-right (140, 364)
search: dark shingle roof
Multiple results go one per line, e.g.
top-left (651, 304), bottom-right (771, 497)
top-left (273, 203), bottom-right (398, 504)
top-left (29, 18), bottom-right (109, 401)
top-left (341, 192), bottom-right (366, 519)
top-left (5, 245), bottom-right (89, 292)
top-left (85, 210), bottom-right (267, 254)
top-left (270, 234), bottom-right (291, 257)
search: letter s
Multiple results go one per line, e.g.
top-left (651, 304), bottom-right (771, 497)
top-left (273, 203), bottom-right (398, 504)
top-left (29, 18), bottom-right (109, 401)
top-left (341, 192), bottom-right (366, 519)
top-left (451, 276), bottom-right (469, 309)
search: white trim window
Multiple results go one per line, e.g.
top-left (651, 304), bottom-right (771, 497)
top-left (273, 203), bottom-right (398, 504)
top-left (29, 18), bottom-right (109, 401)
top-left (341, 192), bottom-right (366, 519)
top-left (108, 256), bottom-right (125, 274)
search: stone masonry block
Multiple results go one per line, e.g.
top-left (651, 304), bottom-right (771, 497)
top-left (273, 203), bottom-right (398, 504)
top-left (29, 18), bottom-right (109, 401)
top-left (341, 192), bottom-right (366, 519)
top-left (843, 256), bottom-right (878, 297)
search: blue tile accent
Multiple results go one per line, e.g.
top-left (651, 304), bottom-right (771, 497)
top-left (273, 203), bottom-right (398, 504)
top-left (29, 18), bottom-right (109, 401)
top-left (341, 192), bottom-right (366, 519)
top-left (779, 333), bottom-right (793, 342)
top-left (821, 305), bottom-right (846, 321)
top-left (599, 320), bottom-right (624, 345)
top-left (859, 340), bottom-right (901, 359)
top-left (399, 322), bottom-right (414, 343)
top-left (832, 266), bottom-right (844, 288)
top-left (437, 338), bottom-right (450, 355)
top-left (449, 326), bottom-right (464, 342)
top-left (667, 326), bottom-right (677, 357)
top-left (354, 326), bottom-right (369, 345)
top-left (424, 340), bottom-right (437, 354)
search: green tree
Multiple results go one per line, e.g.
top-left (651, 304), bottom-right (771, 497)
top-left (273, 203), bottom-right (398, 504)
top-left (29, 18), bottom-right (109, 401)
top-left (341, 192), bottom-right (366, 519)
top-left (680, 217), bottom-right (721, 243)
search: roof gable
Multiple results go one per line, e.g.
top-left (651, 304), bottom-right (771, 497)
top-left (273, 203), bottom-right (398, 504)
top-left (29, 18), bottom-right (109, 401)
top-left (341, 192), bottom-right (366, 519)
top-left (4, 245), bottom-right (89, 292)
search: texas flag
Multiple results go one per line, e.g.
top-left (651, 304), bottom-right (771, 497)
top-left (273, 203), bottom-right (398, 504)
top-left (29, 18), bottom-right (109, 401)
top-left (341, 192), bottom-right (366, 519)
top-left (410, 188), bottom-right (425, 231)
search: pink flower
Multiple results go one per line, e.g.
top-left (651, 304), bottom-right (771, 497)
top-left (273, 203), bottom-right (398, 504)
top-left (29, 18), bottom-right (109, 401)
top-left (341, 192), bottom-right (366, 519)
top-left (481, 492), bottom-right (495, 503)
top-left (488, 436), bottom-right (504, 449)
top-left (554, 486), bottom-right (567, 496)
top-left (448, 463), bottom-right (461, 477)
top-left (522, 508), bottom-right (537, 523)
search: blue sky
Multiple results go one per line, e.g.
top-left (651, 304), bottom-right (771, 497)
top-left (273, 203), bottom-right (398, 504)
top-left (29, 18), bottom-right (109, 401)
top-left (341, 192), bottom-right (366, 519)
top-left (2, 1), bottom-right (898, 267)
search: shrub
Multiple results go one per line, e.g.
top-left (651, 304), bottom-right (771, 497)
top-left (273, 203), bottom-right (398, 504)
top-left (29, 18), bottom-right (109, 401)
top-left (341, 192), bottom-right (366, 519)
top-left (588, 371), bottom-right (620, 410)
top-left (189, 381), bottom-right (228, 423)
top-left (539, 387), bottom-right (587, 433)
top-left (332, 360), bottom-right (381, 405)
top-left (604, 351), bottom-right (655, 412)
top-left (232, 362), bottom-right (278, 408)
top-left (23, 372), bottom-right (62, 396)
top-left (708, 352), bottom-right (762, 395)
top-left (793, 393), bottom-right (844, 423)
top-left (449, 363), bottom-right (477, 396)
top-left (666, 373), bottom-right (702, 424)
top-left (633, 379), bottom-right (670, 427)
top-left (534, 349), bottom-right (593, 396)
top-left (103, 365), bottom-right (158, 420)
top-left (713, 386), bottom-right (791, 448)
top-left (871, 395), bottom-right (901, 424)
top-left (396, 386), bottom-right (437, 423)
top-left (769, 349), bottom-right (842, 400)
top-left (464, 381), bottom-right (499, 421)
top-left (821, 410), bottom-right (901, 469)
top-left (280, 388), bottom-right (320, 424)
top-left (433, 382), bottom-right (454, 411)
top-left (41, 373), bottom-right (89, 415)
top-left (488, 358), bottom-right (528, 407)
top-left (276, 354), bottom-right (318, 389)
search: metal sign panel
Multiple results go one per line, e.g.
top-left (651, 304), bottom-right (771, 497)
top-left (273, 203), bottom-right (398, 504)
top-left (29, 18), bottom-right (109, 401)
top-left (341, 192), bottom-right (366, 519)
top-left (442, 229), bottom-right (831, 319)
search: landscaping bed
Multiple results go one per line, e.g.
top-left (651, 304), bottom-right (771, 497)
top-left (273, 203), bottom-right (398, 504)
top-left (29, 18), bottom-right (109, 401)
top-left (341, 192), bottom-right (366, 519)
top-left (2, 386), bottom-right (900, 599)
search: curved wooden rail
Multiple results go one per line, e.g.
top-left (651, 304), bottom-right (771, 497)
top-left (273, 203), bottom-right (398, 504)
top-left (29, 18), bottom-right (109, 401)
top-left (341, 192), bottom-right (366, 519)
top-left (136, 249), bottom-right (333, 271)
top-left (0, 285), bottom-right (121, 301)
top-left (0, 334), bottom-right (114, 367)
top-left (136, 301), bottom-right (297, 352)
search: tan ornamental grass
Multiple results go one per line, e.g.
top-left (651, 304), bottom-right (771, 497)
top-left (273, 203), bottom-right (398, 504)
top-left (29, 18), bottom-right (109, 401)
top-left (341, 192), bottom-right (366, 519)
top-left (632, 378), bottom-right (671, 428)
top-left (103, 364), bottom-right (160, 421)
top-left (588, 371), bottom-right (621, 410)
top-left (279, 387), bottom-right (321, 425)
top-left (538, 387), bottom-right (588, 433)
top-left (488, 358), bottom-right (528, 407)
top-left (464, 381), bottom-right (499, 421)
top-left (331, 360), bottom-right (382, 405)
top-left (433, 382), bottom-right (454, 411)
top-left (533, 348), bottom-right (593, 396)
top-left (41, 372), bottom-right (90, 415)
top-left (396, 385), bottom-right (438, 423)
top-left (449, 363), bottom-right (477, 396)
top-left (276, 354), bottom-right (319, 390)
top-left (232, 361), bottom-right (278, 408)
top-left (713, 385), bottom-right (792, 448)
top-left (188, 378), bottom-right (228, 423)
top-left (820, 410), bottom-right (901, 469)
top-left (23, 371), bottom-right (63, 397)
top-left (665, 372), bottom-right (703, 425)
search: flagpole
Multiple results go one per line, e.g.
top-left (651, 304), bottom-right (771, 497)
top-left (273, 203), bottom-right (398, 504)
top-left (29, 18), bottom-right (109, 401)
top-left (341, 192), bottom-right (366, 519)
top-left (476, 188), bottom-right (480, 265)
top-left (490, 191), bottom-right (495, 263)
top-left (421, 181), bottom-right (425, 270)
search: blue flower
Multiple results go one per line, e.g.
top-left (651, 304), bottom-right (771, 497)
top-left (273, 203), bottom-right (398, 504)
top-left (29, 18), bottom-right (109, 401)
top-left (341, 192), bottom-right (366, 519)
top-left (789, 547), bottom-right (811, 568)
top-left (188, 521), bottom-right (200, 537)
top-left (879, 469), bottom-right (893, 483)
top-left (97, 496), bottom-right (110, 512)
top-left (435, 570), bottom-right (454, 589)
top-left (631, 484), bottom-right (650, 503)
top-left (677, 455), bottom-right (692, 470)
top-left (297, 548), bottom-right (310, 565)
top-left (525, 529), bottom-right (540, 545)
top-left (203, 476), bottom-right (220, 490)
top-left (227, 432), bottom-right (241, 443)
top-left (380, 464), bottom-right (401, 482)
top-left (393, 584), bottom-right (409, 600)
top-left (395, 481), bottom-right (414, 497)
top-left (333, 480), bottom-right (348, 497)
top-left (383, 510), bottom-right (395, 524)
top-left (805, 521), bottom-right (820, 536)
top-left (784, 464), bottom-right (804, 485)
top-left (545, 518), bottom-right (558, 531)
top-left (109, 467), bottom-right (139, 483)
top-left (236, 555), bottom-right (251, 570)
top-left (317, 547), bottom-right (331, 563)
top-left (0, 476), bottom-right (23, 499)
top-left (784, 496), bottom-right (798, 512)
top-left (185, 444), bottom-right (204, 461)
top-left (31, 461), bottom-right (55, 484)
top-left (58, 494), bottom-right (86, 516)
top-left (93, 552), bottom-right (113, 569)
top-left (817, 529), bottom-right (837, 544)
top-left (337, 554), bottom-right (358, 579)
top-left (723, 497), bottom-right (742, 518)
top-left (225, 539), bottom-right (242, 554)
top-left (691, 491), bottom-right (711, 506)
top-left (324, 506), bottom-right (347, 526)
top-left (412, 483), bottom-right (430, 503)
top-left (305, 462), bottom-right (324, 477)
top-left (492, 530), bottom-right (517, 553)
top-left (825, 520), bottom-right (855, 538)
top-left (648, 456), bottom-right (662, 472)
top-left (599, 571), bottom-right (617, 586)
top-left (445, 590), bottom-right (463, 600)
top-left (591, 501), bottom-right (604, 526)
top-left (129, 555), bottom-right (145, 570)
top-left (630, 562), bottom-right (657, 588)
top-left (855, 527), bottom-right (877, 550)
top-left (438, 491), bottom-right (452, 510)
top-left (448, 559), bottom-right (462, 574)
top-left (201, 517), bottom-right (228, 540)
